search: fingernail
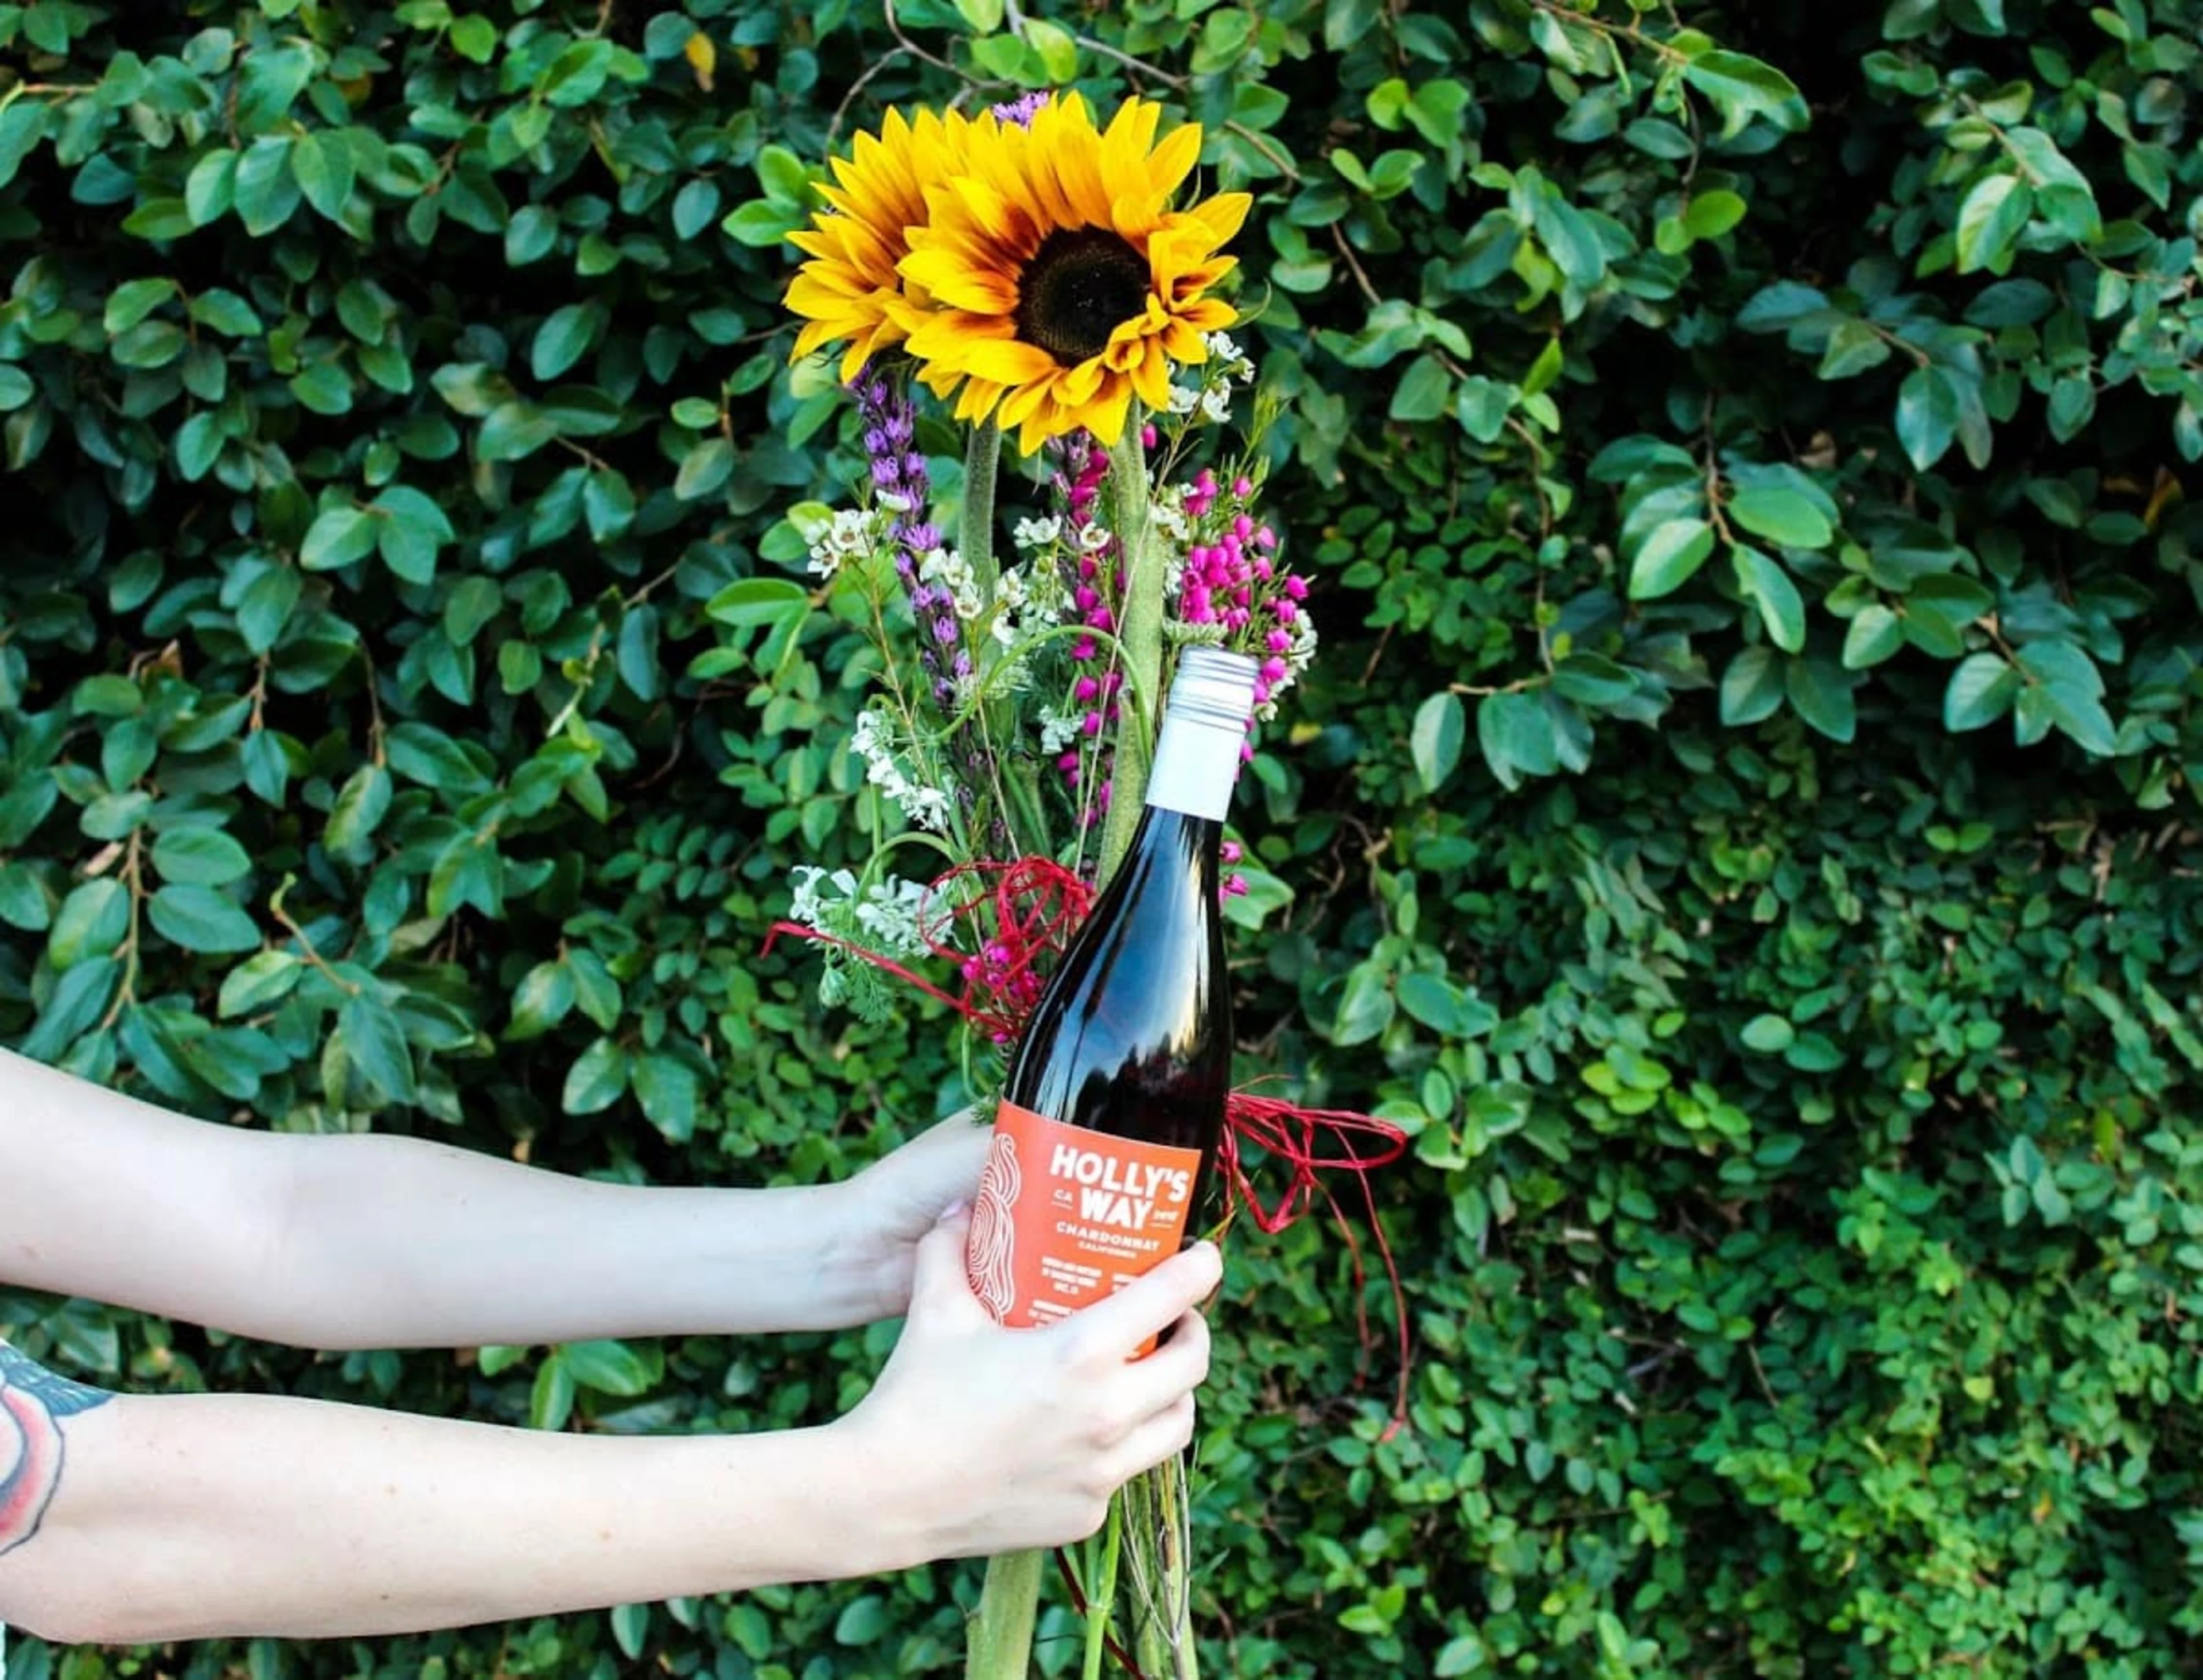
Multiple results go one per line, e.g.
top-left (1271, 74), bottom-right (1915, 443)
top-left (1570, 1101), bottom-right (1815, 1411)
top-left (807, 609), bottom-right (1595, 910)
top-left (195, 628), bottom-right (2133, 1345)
top-left (937, 1200), bottom-right (970, 1225)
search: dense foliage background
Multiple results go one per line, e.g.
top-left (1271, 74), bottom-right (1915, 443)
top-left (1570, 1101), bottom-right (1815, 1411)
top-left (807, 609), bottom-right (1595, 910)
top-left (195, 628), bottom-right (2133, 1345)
top-left (5, 0), bottom-right (2203, 1674)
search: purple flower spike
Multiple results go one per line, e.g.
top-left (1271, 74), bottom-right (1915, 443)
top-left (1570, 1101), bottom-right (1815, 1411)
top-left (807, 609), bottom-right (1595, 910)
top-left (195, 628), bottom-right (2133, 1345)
top-left (991, 91), bottom-right (1052, 128)
top-left (855, 372), bottom-right (965, 715)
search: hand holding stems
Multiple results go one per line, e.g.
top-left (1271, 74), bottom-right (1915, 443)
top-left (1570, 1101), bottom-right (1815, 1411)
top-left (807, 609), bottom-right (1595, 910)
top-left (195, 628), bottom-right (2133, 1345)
top-left (848, 1209), bottom-right (1220, 1561)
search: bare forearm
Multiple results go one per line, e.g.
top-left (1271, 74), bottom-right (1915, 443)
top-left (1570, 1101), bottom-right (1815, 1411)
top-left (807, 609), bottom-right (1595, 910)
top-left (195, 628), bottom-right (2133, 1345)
top-left (0, 1047), bottom-right (889, 1348)
top-left (4, 1391), bottom-right (912, 1644)
top-left (258, 1133), bottom-right (882, 1348)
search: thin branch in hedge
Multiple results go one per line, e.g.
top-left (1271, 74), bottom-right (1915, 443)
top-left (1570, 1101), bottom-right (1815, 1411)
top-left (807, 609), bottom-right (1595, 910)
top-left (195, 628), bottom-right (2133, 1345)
top-left (879, 0), bottom-right (960, 78)
top-left (96, 830), bottom-right (145, 1032)
top-left (270, 875), bottom-right (362, 998)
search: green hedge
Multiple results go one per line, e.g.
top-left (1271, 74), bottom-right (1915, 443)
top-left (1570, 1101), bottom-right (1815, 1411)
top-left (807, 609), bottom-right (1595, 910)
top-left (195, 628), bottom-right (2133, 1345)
top-left (5, 1), bottom-right (2203, 1675)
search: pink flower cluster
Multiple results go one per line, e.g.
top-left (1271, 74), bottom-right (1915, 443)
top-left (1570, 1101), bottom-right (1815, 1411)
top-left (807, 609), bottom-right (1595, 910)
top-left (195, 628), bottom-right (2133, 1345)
top-left (1056, 433), bottom-right (1123, 820)
top-left (1173, 468), bottom-right (1311, 717)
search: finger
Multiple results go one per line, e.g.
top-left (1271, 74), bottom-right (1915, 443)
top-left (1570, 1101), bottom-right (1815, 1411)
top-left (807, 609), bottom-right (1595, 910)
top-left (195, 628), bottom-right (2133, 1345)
top-left (1121, 1309), bottom-right (1211, 1413)
top-left (1110, 1393), bottom-right (1198, 1483)
top-left (906, 1204), bottom-right (989, 1325)
top-left (1069, 1242), bottom-right (1223, 1360)
top-left (919, 1112), bottom-right (992, 1185)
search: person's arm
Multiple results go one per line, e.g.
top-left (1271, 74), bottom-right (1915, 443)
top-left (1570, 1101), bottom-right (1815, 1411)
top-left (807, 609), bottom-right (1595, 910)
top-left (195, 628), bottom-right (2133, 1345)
top-left (0, 1216), bottom-right (1220, 1645)
top-left (0, 1047), bottom-right (983, 1347)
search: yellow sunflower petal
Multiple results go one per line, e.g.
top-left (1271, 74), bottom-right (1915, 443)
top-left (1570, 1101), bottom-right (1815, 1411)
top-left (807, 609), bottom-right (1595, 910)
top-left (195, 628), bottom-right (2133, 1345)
top-left (899, 247), bottom-right (1018, 316)
top-left (955, 337), bottom-right (1061, 387)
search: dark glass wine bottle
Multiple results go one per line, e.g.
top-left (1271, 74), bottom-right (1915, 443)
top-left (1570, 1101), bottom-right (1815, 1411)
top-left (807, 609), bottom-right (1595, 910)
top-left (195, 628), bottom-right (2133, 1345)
top-left (966, 647), bottom-right (1259, 1333)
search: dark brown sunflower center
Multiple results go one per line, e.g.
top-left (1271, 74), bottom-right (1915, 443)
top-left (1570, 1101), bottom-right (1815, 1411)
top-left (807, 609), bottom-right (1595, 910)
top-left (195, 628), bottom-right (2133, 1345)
top-left (1014, 227), bottom-right (1151, 367)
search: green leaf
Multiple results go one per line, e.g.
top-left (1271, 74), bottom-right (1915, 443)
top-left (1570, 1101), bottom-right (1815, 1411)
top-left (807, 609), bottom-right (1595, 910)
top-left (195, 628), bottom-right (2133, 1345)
top-left (559, 1337), bottom-right (655, 1396)
top-left (0, 862), bottom-right (49, 933)
top-left (721, 199), bottom-right (802, 247)
top-left (675, 437), bottom-right (736, 500)
top-left (2016, 640), bottom-right (2116, 754)
top-left (385, 722), bottom-right (487, 792)
top-left (233, 136), bottom-right (302, 235)
top-left (445, 575), bottom-right (503, 645)
top-left (218, 950), bottom-right (303, 1018)
top-left (103, 277), bottom-right (174, 335)
top-left (21, 958), bottom-right (120, 1063)
top-left (1944, 651), bottom-right (2018, 731)
top-left (235, 563), bottom-right (302, 652)
top-left (148, 884), bottom-right (262, 954)
top-left (477, 401), bottom-right (557, 462)
top-left (449, 14), bottom-right (498, 61)
top-left (0, 101), bottom-right (52, 192)
top-left (1023, 17), bottom-right (1078, 80)
top-left (1551, 654), bottom-right (1636, 707)
top-left (1819, 318), bottom-right (1892, 380)
top-left (1741, 1014), bottom-right (1796, 1052)
top-left (1410, 692), bottom-right (1465, 793)
top-left (632, 1051), bottom-right (699, 1142)
top-left (1784, 656), bottom-right (1858, 743)
top-left (565, 1036), bottom-right (630, 1114)
top-left (509, 959), bottom-right (576, 1039)
top-left (1727, 488), bottom-right (1834, 550)
top-left (1477, 690), bottom-right (1558, 790)
top-left (1681, 49), bottom-right (1806, 139)
top-left (185, 147), bottom-right (239, 225)
top-left (1731, 545), bottom-right (1807, 654)
top-left (427, 833), bottom-right (503, 919)
top-left (301, 504), bottom-right (377, 570)
top-left (1628, 517), bottom-right (1715, 599)
top-left (1683, 189), bottom-right (1747, 240)
top-left (1389, 353), bottom-right (1453, 422)
top-left (531, 302), bottom-right (600, 382)
top-left (371, 485), bottom-right (455, 585)
top-left (340, 991), bottom-right (417, 1103)
top-left (49, 878), bottom-right (129, 968)
top-left (834, 1595), bottom-right (891, 1647)
top-left (325, 763), bottom-right (394, 857)
top-left (1894, 365), bottom-right (1959, 471)
top-left (1842, 604), bottom-right (1905, 669)
top-left (151, 827), bottom-right (252, 886)
top-left (610, 1604), bottom-right (650, 1662)
top-left (291, 129), bottom-right (357, 221)
top-left (1954, 172), bottom-right (2032, 274)
top-left (1330, 960), bottom-right (1395, 1047)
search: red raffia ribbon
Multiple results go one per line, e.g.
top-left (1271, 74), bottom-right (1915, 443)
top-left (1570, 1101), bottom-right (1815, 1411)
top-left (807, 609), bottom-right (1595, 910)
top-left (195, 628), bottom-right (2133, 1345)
top-left (766, 854), bottom-right (1414, 1436)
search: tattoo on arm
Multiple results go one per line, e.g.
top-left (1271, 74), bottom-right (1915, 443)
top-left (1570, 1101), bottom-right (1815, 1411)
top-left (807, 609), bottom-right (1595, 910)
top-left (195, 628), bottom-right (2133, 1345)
top-left (0, 1340), bottom-right (112, 1558)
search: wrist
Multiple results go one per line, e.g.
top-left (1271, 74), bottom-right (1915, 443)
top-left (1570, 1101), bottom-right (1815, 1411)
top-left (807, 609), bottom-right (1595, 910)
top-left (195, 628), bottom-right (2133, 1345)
top-left (790, 1173), bottom-right (899, 1329)
top-left (819, 1409), bottom-right (940, 1573)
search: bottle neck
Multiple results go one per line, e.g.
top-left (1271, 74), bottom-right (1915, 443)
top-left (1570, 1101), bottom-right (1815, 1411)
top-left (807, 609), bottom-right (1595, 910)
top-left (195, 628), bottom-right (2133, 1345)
top-left (1143, 709), bottom-right (1246, 822)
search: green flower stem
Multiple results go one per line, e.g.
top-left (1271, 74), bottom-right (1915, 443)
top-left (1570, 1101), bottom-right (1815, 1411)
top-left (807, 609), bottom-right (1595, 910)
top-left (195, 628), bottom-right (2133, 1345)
top-left (1096, 419), bottom-right (1161, 878)
top-left (1127, 1455), bottom-right (1198, 1679)
top-left (958, 418), bottom-right (1053, 857)
top-left (966, 1548), bottom-right (1044, 1680)
top-left (962, 419), bottom-right (1002, 605)
top-left (959, 412), bottom-right (1050, 1677)
top-left (1081, 1499), bottom-right (1125, 1680)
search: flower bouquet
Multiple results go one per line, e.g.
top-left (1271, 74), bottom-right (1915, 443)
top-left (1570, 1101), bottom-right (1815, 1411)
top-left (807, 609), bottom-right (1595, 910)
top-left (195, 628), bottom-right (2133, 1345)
top-left (753, 88), bottom-right (1400, 1678)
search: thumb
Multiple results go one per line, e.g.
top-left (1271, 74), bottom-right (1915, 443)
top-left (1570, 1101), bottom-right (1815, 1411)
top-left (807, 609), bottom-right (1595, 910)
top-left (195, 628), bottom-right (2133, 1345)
top-left (908, 1203), bottom-right (986, 1324)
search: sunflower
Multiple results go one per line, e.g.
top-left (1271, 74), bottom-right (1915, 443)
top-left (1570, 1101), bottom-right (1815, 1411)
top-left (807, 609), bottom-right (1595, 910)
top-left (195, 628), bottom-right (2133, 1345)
top-left (896, 94), bottom-right (1250, 453)
top-left (784, 106), bottom-right (982, 383)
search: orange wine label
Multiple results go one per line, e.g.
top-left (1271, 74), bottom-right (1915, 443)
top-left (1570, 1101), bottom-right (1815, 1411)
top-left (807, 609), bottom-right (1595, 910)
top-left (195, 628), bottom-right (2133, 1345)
top-left (966, 1099), bottom-right (1205, 1349)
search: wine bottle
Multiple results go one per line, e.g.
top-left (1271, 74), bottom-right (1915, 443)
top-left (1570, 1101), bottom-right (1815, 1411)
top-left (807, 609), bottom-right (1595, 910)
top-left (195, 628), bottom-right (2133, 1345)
top-left (966, 646), bottom-right (1259, 1339)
